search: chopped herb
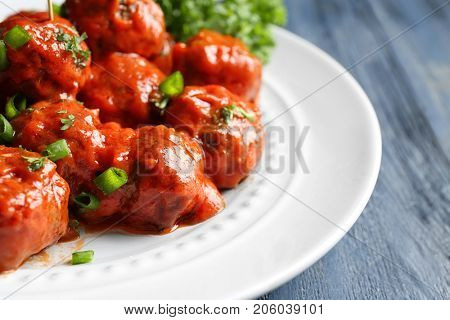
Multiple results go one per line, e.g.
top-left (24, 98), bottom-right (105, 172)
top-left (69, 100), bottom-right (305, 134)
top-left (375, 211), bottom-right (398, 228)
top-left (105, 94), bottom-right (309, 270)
top-left (153, 71), bottom-right (184, 113)
top-left (42, 139), bottom-right (71, 161)
top-left (159, 71), bottom-right (184, 97)
top-left (56, 30), bottom-right (90, 68)
top-left (219, 105), bottom-right (255, 125)
top-left (74, 192), bottom-right (100, 211)
top-left (4, 26), bottom-right (32, 50)
top-left (22, 156), bottom-right (47, 172)
top-left (60, 114), bottom-right (75, 131)
top-left (72, 250), bottom-right (94, 265)
top-left (52, 3), bottom-right (67, 18)
top-left (0, 40), bottom-right (9, 71)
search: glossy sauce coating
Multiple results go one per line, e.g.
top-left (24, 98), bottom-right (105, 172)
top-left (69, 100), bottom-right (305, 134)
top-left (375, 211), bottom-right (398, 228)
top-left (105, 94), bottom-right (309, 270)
top-left (165, 85), bottom-right (264, 189)
top-left (122, 125), bottom-right (225, 232)
top-left (0, 12), bottom-right (91, 101)
top-left (12, 100), bottom-right (136, 220)
top-left (66, 0), bottom-right (166, 59)
top-left (150, 32), bottom-right (174, 75)
top-left (172, 30), bottom-right (262, 102)
top-left (79, 52), bottom-right (165, 127)
top-left (11, 100), bottom-right (224, 233)
top-left (0, 146), bottom-right (69, 272)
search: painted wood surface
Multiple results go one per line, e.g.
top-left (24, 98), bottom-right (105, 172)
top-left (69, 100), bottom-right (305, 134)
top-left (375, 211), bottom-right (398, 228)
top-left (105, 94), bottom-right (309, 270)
top-left (263, 0), bottom-right (450, 300)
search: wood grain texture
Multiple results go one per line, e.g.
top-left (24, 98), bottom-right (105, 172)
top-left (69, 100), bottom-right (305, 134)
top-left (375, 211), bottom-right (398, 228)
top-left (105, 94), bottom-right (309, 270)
top-left (262, 0), bottom-right (450, 300)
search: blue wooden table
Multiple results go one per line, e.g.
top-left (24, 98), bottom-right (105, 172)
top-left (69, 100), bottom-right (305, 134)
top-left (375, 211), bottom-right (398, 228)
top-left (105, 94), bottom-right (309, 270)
top-left (263, 0), bottom-right (450, 300)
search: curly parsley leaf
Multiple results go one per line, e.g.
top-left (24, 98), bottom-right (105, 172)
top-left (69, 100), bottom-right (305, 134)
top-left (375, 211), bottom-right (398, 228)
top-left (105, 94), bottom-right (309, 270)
top-left (155, 0), bottom-right (287, 64)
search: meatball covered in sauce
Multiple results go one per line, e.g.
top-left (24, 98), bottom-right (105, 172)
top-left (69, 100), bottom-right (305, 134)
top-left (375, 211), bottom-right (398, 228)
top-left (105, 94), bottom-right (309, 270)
top-left (11, 99), bottom-right (136, 221)
top-left (165, 85), bottom-right (264, 189)
top-left (122, 125), bottom-right (225, 232)
top-left (11, 100), bottom-right (225, 233)
top-left (0, 146), bottom-right (69, 272)
top-left (172, 30), bottom-right (262, 102)
top-left (150, 32), bottom-right (174, 75)
top-left (0, 12), bottom-right (91, 101)
top-left (65, 0), bottom-right (166, 59)
top-left (79, 52), bottom-right (165, 127)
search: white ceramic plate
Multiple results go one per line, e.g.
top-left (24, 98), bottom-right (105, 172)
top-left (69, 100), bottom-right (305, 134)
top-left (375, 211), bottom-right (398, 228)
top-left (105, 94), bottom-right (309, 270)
top-left (0, 1), bottom-right (382, 299)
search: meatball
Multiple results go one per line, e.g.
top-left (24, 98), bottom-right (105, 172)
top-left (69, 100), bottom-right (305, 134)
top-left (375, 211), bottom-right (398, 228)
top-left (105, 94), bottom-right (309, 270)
top-left (150, 33), bottom-right (174, 75)
top-left (0, 12), bottom-right (91, 101)
top-left (121, 126), bottom-right (225, 233)
top-left (11, 99), bottom-right (136, 220)
top-left (172, 30), bottom-right (262, 102)
top-left (66, 0), bottom-right (165, 59)
top-left (0, 146), bottom-right (69, 272)
top-left (12, 100), bottom-right (225, 233)
top-left (79, 52), bottom-right (164, 127)
top-left (165, 85), bottom-right (264, 189)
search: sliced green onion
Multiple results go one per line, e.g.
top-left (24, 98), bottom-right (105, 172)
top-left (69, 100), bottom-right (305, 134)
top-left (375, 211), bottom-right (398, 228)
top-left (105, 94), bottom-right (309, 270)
top-left (4, 25), bottom-right (32, 50)
top-left (52, 3), bottom-right (63, 17)
top-left (5, 93), bottom-right (27, 120)
top-left (43, 139), bottom-right (71, 161)
top-left (159, 71), bottom-right (184, 97)
top-left (94, 167), bottom-right (128, 195)
top-left (0, 40), bottom-right (9, 71)
top-left (74, 192), bottom-right (100, 210)
top-left (71, 250), bottom-right (94, 265)
top-left (0, 114), bottom-right (14, 143)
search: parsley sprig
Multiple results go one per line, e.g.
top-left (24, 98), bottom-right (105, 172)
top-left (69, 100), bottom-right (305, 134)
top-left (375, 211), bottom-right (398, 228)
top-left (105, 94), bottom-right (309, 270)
top-left (219, 105), bottom-right (255, 125)
top-left (156, 0), bottom-right (287, 63)
top-left (56, 30), bottom-right (90, 68)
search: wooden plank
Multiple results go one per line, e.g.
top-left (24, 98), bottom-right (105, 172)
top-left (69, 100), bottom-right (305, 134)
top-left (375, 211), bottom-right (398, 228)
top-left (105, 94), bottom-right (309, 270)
top-left (263, 0), bottom-right (450, 300)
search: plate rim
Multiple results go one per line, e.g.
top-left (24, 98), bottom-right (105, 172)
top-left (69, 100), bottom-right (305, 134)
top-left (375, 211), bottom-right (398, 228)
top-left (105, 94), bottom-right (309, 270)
top-left (235, 26), bottom-right (383, 298)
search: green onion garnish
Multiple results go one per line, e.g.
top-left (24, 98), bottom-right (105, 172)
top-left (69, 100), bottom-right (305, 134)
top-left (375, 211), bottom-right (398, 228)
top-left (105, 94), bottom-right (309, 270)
top-left (71, 250), bottom-right (94, 265)
top-left (159, 71), bottom-right (184, 97)
top-left (52, 3), bottom-right (66, 17)
top-left (0, 40), bottom-right (9, 71)
top-left (22, 156), bottom-right (46, 172)
top-left (0, 114), bottom-right (15, 143)
top-left (5, 93), bottom-right (27, 120)
top-left (94, 167), bottom-right (128, 195)
top-left (4, 25), bottom-right (32, 50)
top-left (60, 114), bottom-right (75, 131)
top-left (74, 192), bottom-right (100, 210)
top-left (43, 139), bottom-right (71, 162)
